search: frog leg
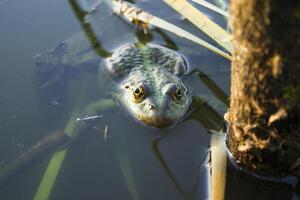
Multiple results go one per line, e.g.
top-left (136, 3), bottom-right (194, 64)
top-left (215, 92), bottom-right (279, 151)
top-left (33, 99), bottom-right (115, 200)
top-left (151, 135), bottom-right (200, 199)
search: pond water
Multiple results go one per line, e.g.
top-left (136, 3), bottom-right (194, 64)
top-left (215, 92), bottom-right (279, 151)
top-left (0, 0), bottom-right (297, 200)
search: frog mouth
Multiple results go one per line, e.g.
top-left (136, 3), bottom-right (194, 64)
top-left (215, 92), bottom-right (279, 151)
top-left (137, 113), bottom-right (174, 128)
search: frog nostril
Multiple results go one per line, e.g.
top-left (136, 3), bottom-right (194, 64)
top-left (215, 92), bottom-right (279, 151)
top-left (149, 104), bottom-right (155, 110)
top-left (145, 103), bottom-right (156, 111)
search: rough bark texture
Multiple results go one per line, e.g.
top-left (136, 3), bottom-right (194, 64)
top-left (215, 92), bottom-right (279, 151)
top-left (227, 0), bottom-right (300, 177)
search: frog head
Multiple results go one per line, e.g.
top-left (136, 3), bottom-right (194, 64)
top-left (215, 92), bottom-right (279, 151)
top-left (119, 72), bottom-right (191, 128)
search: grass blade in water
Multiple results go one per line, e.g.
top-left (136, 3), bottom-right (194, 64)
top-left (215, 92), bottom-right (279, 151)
top-left (210, 130), bottom-right (227, 200)
top-left (115, 142), bottom-right (141, 200)
top-left (33, 114), bottom-right (78, 200)
top-left (191, 0), bottom-right (228, 17)
top-left (164, 0), bottom-right (232, 53)
top-left (112, 0), bottom-right (231, 60)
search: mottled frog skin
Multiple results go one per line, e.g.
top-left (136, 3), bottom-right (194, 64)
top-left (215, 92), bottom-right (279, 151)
top-left (104, 43), bottom-right (191, 127)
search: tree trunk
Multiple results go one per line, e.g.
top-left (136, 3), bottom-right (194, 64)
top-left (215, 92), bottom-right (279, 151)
top-left (227, 0), bottom-right (300, 177)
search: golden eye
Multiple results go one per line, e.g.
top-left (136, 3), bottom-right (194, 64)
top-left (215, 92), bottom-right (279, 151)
top-left (172, 88), bottom-right (182, 101)
top-left (133, 85), bottom-right (145, 102)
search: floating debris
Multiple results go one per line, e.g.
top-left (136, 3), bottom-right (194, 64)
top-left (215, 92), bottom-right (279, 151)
top-left (51, 99), bottom-right (61, 106)
top-left (103, 125), bottom-right (109, 144)
top-left (96, 125), bottom-right (111, 144)
top-left (76, 115), bottom-right (103, 122)
top-left (92, 125), bottom-right (111, 144)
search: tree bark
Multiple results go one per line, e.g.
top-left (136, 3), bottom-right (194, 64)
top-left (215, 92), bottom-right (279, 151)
top-left (227, 0), bottom-right (300, 177)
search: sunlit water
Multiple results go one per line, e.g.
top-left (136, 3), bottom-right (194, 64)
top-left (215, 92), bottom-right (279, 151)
top-left (0, 0), bottom-right (296, 200)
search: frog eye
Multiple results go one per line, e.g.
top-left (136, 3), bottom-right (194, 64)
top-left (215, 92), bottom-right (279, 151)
top-left (172, 88), bottom-right (182, 101)
top-left (133, 85), bottom-right (145, 102)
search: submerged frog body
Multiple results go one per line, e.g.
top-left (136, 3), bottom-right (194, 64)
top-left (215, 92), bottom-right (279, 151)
top-left (104, 43), bottom-right (191, 127)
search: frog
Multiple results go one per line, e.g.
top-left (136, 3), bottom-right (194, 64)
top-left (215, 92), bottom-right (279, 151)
top-left (35, 36), bottom-right (225, 129)
top-left (102, 42), bottom-right (192, 127)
